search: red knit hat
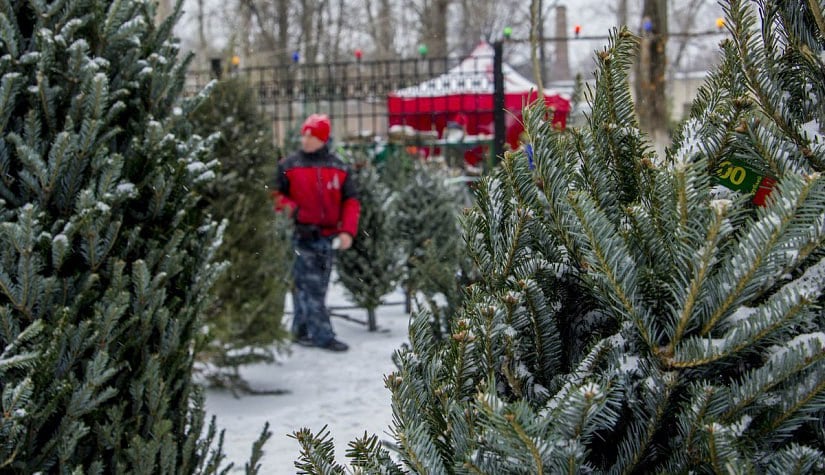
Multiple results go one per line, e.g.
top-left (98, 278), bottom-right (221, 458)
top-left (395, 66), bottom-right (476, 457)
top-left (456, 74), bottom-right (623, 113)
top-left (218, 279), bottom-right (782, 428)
top-left (301, 114), bottom-right (331, 142)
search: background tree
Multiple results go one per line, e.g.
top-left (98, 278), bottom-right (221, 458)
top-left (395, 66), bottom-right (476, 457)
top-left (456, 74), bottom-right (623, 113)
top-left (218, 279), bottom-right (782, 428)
top-left (335, 158), bottom-right (403, 331)
top-left (454, 0), bottom-right (531, 55)
top-left (636, 0), bottom-right (669, 148)
top-left (415, 0), bottom-right (451, 60)
top-left (669, 0), bottom-right (715, 72)
top-left (393, 161), bottom-right (465, 318)
top-left (237, 0), bottom-right (290, 59)
top-left (362, 0), bottom-right (397, 59)
top-left (0, 0), bottom-right (268, 471)
top-left (188, 78), bottom-right (294, 393)
top-left (291, 0), bottom-right (825, 471)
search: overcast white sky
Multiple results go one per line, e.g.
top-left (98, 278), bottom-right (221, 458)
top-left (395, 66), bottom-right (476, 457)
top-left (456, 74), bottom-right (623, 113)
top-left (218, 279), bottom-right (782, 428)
top-left (173, 0), bottom-right (726, 76)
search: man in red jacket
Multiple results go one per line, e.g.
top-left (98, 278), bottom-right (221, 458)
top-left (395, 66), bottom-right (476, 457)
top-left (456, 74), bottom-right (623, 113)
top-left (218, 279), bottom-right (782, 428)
top-left (272, 114), bottom-right (360, 351)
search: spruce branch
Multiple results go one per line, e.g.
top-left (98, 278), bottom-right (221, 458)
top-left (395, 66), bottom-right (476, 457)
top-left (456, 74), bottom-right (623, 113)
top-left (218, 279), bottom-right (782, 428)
top-left (345, 432), bottom-right (405, 473)
top-left (726, 0), bottom-right (815, 167)
top-left (672, 385), bottom-right (719, 469)
top-left (766, 443), bottom-right (825, 474)
top-left (0, 73), bottom-right (23, 132)
top-left (704, 422), bottom-right (751, 474)
top-left (611, 371), bottom-right (677, 475)
top-left (805, 0), bottom-right (825, 40)
top-left (506, 412), bottom-right (544, 475)
top-left (568, 192), bottom-right (654, 351)
top-left (0, 6), bottom-right (21, 58)
top-left (760, 371), bottom-right (825, 442)
top-left (723, 334), bottom-right (825, 422)
top-left (666, 199), bottom-right (726, 355)
top-left (701, 174), bottom-right (823, 335)
top-left (669, 295), bottom-right (811, 368)
top-left (244, 422), bottom-right (272, 475)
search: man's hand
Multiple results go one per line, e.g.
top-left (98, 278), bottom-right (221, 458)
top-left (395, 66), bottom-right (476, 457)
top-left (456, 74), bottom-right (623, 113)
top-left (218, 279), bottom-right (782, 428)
top-left (336, 233), bottom-right (354, 250)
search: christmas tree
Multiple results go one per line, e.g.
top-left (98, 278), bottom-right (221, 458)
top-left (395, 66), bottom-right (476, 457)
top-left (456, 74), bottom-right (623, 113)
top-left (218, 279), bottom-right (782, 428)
top-left (0, 0), bottom-right (267, 471)
top-left (393, 160), bottom-right (468, 325)
top-left (293, 0), bottom-right (825, 472)
top-left (335, 158), bottom-right (402, 331)
top-left (188, 77), bottom-right (293, 393)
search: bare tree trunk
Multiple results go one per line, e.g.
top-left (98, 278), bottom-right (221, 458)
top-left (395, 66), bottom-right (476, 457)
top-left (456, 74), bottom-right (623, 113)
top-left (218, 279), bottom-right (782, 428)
top-left (635, 0), bottom-right (669, 149)
top-left (333, 0), bottom-right (346, 58)
top-left (367, 308), bottom-right (377, 332)
top-left (669, 0), bottom-right (707, 73)
top-left (278, 0), bottom-right (290, 59)
top-left (531, 0), bottom-right (545, 100)
top-left (420, 0), bottom-right (450, 59)
top-left (378, 0), bottom-right (395, 58)
top-left (538, 0), bottom-right (546, 85)
top-left (241, 0), bottom-right (253, 59)
top-left (295, 0), bottom-right (325, 63)
top-left (617, 0), bottom-right (628, 27)
top-left (300, 0), bottom-right (314, 62)
top-left (553, 5), bottom-right (570, 81)
top-left (311, 0), bottom-right (327, 61)
top-left (238, 0), bottom-right (278, 55)
top-left (197, 0), bottom-right (208, 63)
top-left (155, 0), bottom-right (172, 25)
top-left (365, 0), bottom-right (395, 59)
top-left (323, 0), bottom-right (338, 59)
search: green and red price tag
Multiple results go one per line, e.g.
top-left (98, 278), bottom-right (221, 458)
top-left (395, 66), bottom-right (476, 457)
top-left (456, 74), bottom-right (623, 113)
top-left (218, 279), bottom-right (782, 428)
top-left (714, 158), bottom-right (777, 207)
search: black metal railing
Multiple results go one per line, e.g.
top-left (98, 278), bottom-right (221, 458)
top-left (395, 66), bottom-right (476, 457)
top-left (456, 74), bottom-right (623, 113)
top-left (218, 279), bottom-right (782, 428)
top-left (185, 43), bottom-right (508, 168)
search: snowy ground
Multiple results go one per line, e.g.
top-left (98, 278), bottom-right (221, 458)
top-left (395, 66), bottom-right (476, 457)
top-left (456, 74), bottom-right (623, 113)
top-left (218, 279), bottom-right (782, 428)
top-left (205, 281), bottom-right (411, 473)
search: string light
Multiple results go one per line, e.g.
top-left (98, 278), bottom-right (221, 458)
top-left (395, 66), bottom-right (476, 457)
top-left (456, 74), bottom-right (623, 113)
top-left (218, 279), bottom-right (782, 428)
top-left (500, 29), bottom-right (725, 43)
top-left (643, 16), bottom-right (653, 33)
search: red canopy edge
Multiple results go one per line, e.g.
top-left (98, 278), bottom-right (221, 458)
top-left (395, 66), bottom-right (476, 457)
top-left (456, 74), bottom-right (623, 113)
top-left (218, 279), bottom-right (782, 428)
top-left (387, 91), bottom-right (570, 165)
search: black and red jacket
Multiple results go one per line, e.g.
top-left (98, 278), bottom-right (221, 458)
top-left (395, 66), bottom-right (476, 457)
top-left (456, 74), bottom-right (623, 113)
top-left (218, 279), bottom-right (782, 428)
top-left (272, 146), bottom-right (360, 238)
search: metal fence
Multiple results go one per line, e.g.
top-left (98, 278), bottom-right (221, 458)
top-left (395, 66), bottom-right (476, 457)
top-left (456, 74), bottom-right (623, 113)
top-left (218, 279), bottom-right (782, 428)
top-left (184, 43), bottom-right (508, 166)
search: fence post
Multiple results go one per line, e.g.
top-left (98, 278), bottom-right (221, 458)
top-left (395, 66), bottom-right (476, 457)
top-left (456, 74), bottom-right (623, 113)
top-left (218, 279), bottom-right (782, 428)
top-left (492, 41), bottom-right (505, 170)
top-left (210, 58), bottom-right (222, 79)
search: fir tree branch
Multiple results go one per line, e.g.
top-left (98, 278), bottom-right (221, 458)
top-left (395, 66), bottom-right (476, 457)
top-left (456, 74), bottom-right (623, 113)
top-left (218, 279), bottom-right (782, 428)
top-left (727, 0), bottom-right (812, 165)
top-left (683, 386), bottom-right (717, 466)
top-left (568, 193), bottom-right (654, 351)
top-left (701, 174), bottom-right (819, 335)
top-left (666, 204), bottom-right (725, 355)
top-left (669, 299), bottom-right (810, 369)
top-left (524, 114), bottom-right (585, 266)
top-left (239, 422), bottom-right (272, 474)
top-left (722, 344), bottom-right (825, 422)
top-left (505, 413), bottom-right (544, 475)
top-left (450, 319), bottom-right (472, 402)
top-left (291, 425), bottom-right (346, 474)
top-left (760, 375), bottom-right (825, 438)
top-left (806, 0), bottom-right (825, 38)
top-left (705, 424), bottom-right (733, 474)
top-left (613, 371), bottom-right (678, 475)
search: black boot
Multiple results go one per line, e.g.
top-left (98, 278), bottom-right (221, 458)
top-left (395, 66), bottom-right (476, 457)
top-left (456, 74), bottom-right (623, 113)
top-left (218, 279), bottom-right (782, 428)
top-left (320, 338), bottom-right (349, 352)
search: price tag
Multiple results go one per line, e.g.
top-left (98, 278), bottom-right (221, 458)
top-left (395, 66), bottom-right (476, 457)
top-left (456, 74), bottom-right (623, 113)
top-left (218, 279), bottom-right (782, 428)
top-left (713, 158), bottom-right (776, 206)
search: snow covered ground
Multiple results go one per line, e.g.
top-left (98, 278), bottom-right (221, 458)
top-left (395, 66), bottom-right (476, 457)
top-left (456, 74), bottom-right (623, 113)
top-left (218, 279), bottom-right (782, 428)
top-left (205, 281), bottom-right (411, 473)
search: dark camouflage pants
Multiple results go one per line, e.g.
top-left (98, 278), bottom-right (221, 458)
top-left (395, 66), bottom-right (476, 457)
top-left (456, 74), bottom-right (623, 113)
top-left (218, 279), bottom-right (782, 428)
top-left (291, 236), bottom-right (336, 345)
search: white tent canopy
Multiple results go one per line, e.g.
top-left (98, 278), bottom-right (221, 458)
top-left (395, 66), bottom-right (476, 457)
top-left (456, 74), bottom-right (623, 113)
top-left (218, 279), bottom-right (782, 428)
top-left (393, 42), bottom-right (559, 97)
